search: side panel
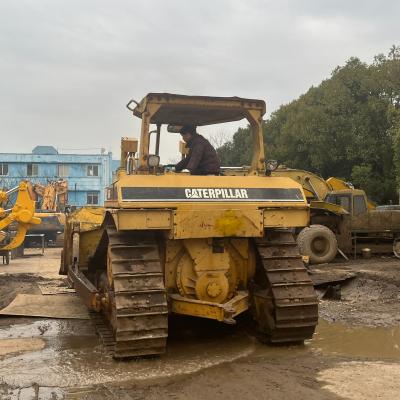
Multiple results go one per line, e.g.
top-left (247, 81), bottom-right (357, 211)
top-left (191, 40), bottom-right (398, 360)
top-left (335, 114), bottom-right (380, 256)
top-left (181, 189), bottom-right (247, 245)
top-left (114, 210), bottom-right (172, 230)
top-left (264, 208), bottom-right (309, 228)
top-left (352, 210), bottom-right (400, 233)
top-left (172, 209), bottom-right (264, 239)
top-left (111, 207), bottom-right (310, 237)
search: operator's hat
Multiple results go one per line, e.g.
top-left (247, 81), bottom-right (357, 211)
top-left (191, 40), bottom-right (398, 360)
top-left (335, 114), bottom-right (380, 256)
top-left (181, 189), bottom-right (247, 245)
top-left (179, 125), bottom-right (196, 135)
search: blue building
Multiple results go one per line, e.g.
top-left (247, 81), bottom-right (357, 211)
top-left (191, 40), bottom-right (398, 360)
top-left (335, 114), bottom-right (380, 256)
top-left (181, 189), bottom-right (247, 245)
top-left (0, 146), bottom-right (113, 207)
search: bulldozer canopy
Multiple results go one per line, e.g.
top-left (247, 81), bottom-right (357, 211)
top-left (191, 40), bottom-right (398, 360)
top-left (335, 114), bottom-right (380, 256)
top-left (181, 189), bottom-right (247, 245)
top-left (131, 93), bottom-right (266, 126)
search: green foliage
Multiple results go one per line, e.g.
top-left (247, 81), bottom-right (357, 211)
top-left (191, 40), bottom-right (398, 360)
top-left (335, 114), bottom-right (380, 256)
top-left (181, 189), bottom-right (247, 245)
top-left (217, 127), bottom-right (253, 166)
top-left (350, 164), bottom-right (392, 204)
top-left (390, 107), bottom-right (400, 191)
top-left (218, 47), bottom-right (400, 204)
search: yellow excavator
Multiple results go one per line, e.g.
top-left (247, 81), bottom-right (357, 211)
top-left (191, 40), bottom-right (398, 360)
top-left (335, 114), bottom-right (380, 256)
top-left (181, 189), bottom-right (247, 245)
top-left (271, 168), bottom-right (375, 209)
top-left (222, 165), bottom-right (397, 263)
top-left (0, 181), bottom-right (41, 264)
top-left (271, 167), bottom-right (400, 263)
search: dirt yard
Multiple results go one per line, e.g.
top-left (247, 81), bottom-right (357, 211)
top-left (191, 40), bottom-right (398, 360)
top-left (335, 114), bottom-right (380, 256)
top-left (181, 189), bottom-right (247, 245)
top-left (315, 257), bottom-right (400, 327)
top-left (0, 249), bottom-right (399, 400)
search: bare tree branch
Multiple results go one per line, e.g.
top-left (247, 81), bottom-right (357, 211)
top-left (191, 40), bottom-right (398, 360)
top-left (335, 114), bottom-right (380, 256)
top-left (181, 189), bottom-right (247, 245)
top-left (207, 130), bottom-right (231, 149)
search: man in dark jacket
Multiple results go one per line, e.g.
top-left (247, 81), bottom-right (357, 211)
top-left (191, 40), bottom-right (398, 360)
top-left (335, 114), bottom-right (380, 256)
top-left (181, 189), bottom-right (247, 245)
top-left (175, 125), bottom-right (221, 175)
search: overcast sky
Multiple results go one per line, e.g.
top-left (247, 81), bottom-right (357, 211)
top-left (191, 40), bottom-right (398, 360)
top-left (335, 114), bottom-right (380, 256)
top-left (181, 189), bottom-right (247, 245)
top-left (0, 0), bottom-right (398, 162)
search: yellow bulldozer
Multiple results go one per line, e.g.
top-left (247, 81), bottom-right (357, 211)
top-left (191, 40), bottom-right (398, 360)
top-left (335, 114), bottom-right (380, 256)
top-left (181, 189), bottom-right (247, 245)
top-left (61, 93), bottom-right (318, 358)
top-left (0, 181), bottom-right (41, 264)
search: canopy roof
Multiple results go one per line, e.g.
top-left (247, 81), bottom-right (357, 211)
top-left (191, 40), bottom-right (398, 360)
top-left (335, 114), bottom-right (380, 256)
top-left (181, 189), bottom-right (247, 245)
top-left (131, 93), bottom-right (266, 126)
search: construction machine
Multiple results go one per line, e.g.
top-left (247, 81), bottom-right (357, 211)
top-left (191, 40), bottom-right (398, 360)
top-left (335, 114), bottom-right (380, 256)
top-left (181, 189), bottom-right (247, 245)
top-left (271, 167), bottom-right (400, 263)
top-left (0, 182), bottom-right (41, 264)
top-left (33, 179), bottom-right (68, 211)
top-left (27, 180), bottom-right (68, 246)
top-left (61, 93), bottom-right (318, 358)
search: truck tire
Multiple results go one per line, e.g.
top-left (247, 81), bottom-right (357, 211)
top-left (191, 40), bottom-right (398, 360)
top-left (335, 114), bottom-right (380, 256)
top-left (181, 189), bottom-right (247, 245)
top-left (297, 225), bottom-right (338, 264)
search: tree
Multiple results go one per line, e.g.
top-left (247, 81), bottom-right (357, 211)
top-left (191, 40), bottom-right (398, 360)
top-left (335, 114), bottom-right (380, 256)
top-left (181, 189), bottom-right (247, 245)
top-left (218, 47), bottom-right (400, 204)
top-left (208, 130), bottom-right (231, 149)
top-left (217, 126), bottom-right (253, 166)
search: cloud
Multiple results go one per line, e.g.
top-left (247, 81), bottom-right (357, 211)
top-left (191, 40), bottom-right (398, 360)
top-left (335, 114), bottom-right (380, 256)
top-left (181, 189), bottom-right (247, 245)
top-left (0, 0), bottom-right (398, 161)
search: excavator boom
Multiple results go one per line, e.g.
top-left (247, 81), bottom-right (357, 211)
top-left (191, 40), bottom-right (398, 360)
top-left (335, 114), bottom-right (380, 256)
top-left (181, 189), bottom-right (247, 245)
top-left (0, 182), bottom-right (41, 251)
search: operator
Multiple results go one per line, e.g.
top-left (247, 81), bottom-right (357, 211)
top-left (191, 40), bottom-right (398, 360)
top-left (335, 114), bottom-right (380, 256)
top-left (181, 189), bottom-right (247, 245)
top-left (175, 125), bottom-right (221, 175)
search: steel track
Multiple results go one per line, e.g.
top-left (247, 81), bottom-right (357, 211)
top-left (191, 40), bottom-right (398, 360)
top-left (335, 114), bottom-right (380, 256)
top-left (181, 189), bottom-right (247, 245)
top-left (254, 229), bottom-right (318, 343)
top-left (99, 228), bottom-right (168, 358)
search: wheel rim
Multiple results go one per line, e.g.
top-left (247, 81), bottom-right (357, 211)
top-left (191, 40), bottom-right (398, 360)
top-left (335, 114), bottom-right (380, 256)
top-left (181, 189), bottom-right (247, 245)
top-left (311, 236), bottom-right (330, 257)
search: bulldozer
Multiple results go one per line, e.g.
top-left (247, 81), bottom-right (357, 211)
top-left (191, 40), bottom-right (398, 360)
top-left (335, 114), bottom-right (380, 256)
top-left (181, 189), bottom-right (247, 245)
top-left (0, 181), bottom-right (41, 264)
top-left (61, 93), bottom-right (318, 358)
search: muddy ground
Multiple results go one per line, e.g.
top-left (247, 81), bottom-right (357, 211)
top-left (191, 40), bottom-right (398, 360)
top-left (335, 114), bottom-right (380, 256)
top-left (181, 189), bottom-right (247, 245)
top-left (315, 257), bottom-right (400, 327)
top-left (0, 249), bottom-right (399, 400)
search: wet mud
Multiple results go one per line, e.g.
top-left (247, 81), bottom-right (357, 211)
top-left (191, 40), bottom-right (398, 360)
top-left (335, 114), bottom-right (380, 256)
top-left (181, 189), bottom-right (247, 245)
top-left (0, 249), bottom-right (399, 399)
top-left (0, 315), bottom-right (399, 399)
top-left (315, 258), bottom-right (400, 327)
top-left (0, 317), bottom-right (255, 388)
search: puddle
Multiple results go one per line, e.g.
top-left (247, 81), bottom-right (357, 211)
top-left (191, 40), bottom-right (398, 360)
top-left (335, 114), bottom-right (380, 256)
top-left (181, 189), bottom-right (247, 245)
top-left (0, 315), bottom-right (399, 388)
top-left (311, 319), bottom-right (400, 359)
top-left (0, 317), bottom-right (255, 387)
top-left (0, 319), bottom-right (94, 339)
top-left (247, 319), bottom-right (400, 361)
top-left (0, 336), bottom-right (254, 387)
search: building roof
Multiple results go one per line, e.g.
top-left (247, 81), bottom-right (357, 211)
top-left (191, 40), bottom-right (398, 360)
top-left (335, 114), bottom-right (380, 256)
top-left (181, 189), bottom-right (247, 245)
top-left (32, 146), bottom-right (58, 155)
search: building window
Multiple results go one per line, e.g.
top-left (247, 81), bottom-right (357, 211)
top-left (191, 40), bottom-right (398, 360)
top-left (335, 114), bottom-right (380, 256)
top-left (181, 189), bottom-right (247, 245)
top-left (58, 164), bottom-right (69, 177)
top-left (87, 191), bottom-right (99, 205)
top-left (0, 163), bottom-right (8, 176)
top-left (27, 163), bottom-right (39, 176)
top-left (87, 165), bottom-right (99, 177)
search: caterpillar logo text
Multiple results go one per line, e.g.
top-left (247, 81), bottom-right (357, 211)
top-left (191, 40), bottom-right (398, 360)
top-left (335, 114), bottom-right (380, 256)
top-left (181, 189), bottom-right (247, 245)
top-left (185, 188), bottom-right (248, 200)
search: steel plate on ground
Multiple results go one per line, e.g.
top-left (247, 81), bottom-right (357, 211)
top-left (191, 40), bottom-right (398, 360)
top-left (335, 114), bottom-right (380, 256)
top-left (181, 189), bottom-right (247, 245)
top-left (0, 294), bottom-right (90, 319)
